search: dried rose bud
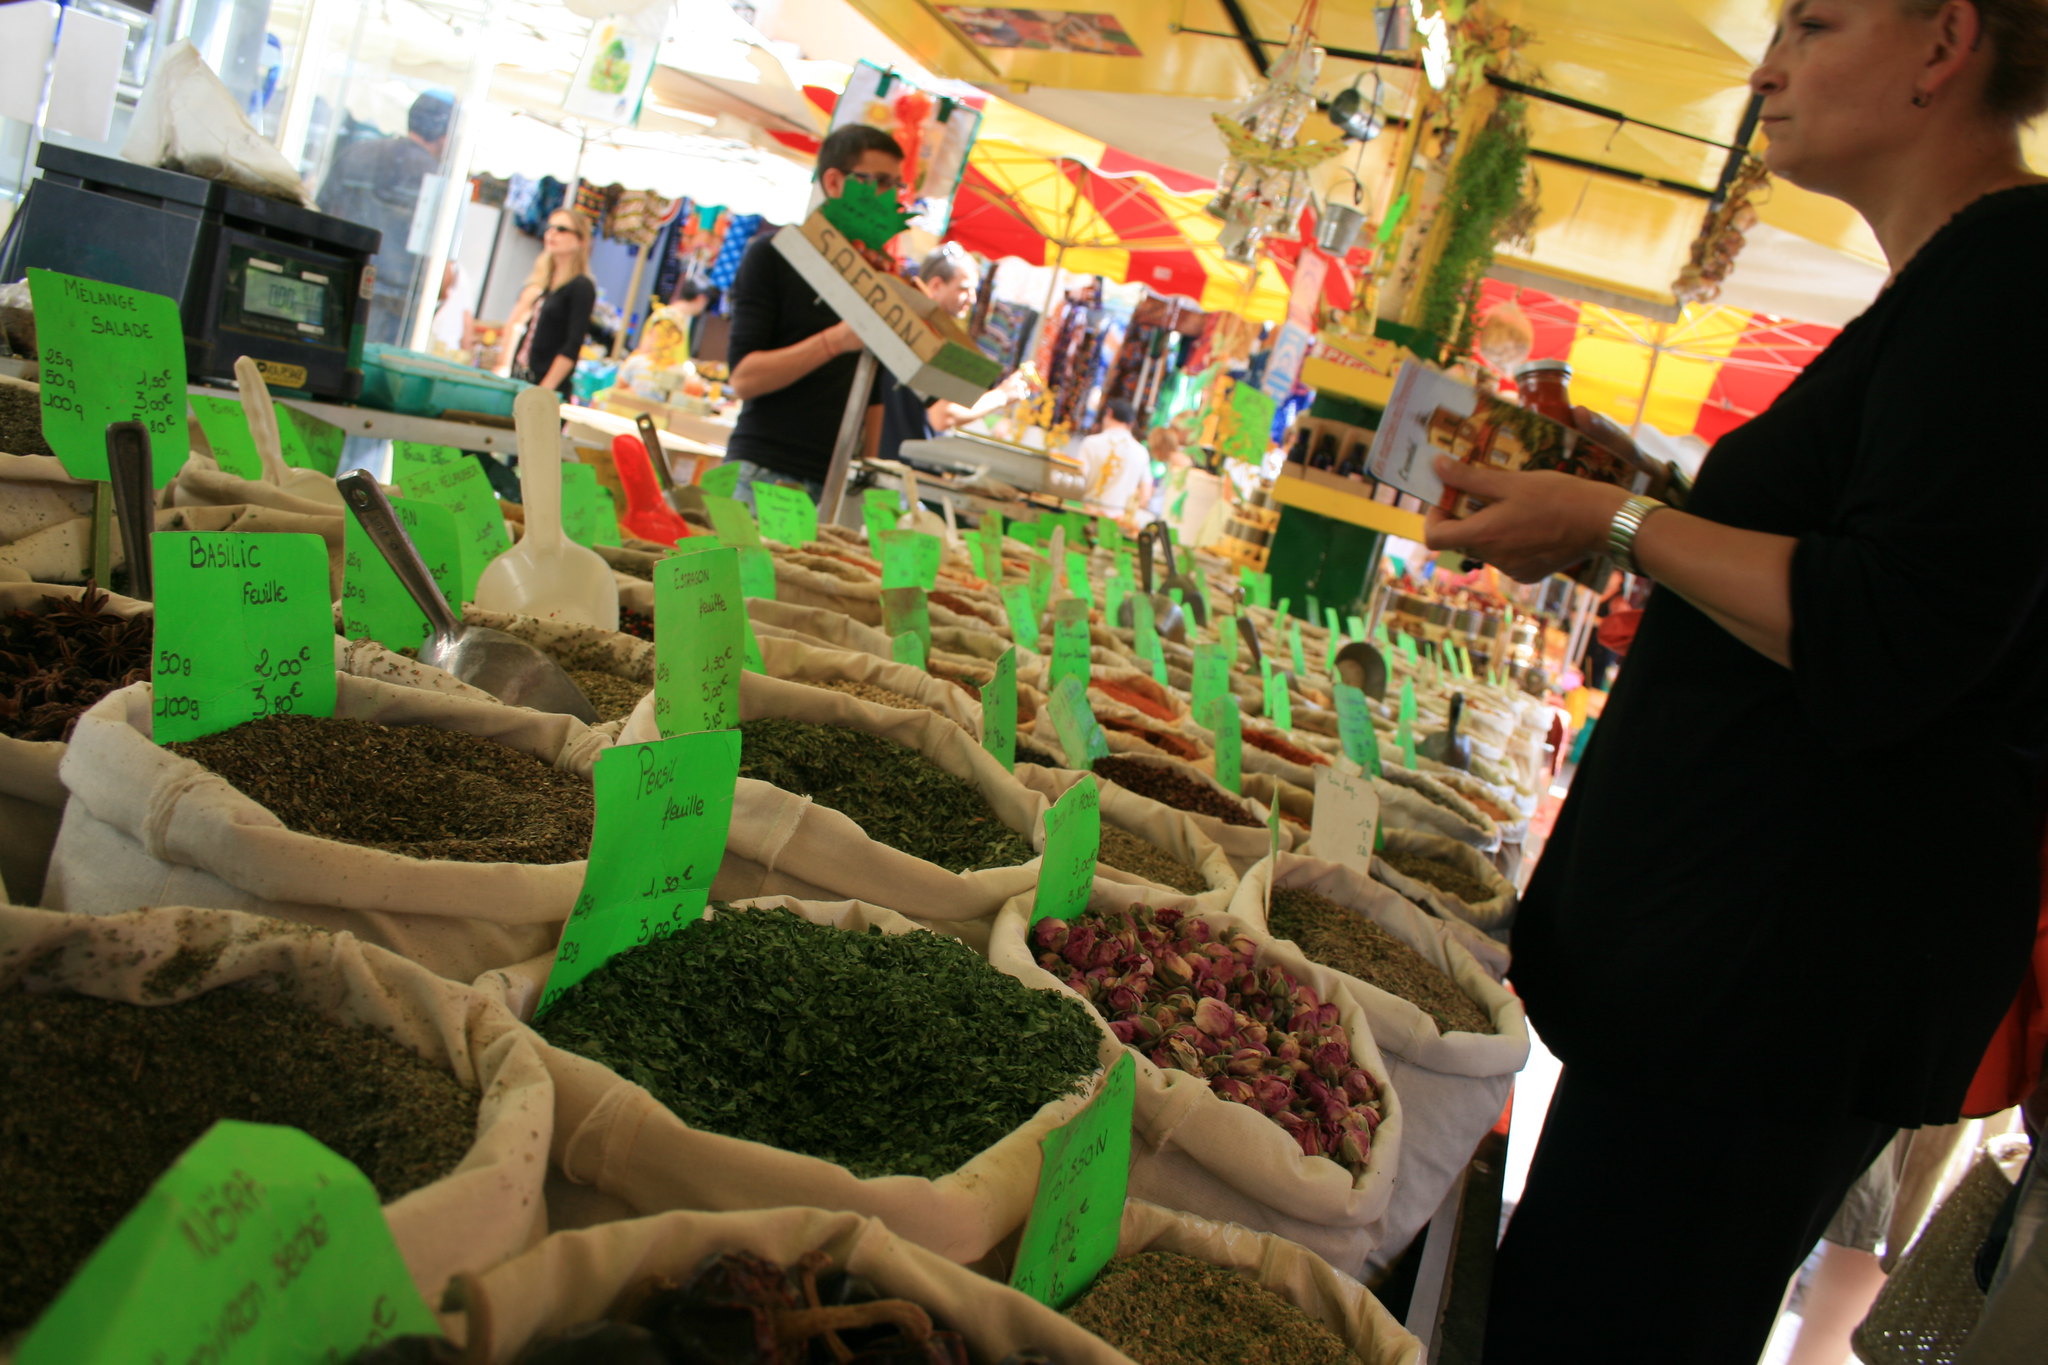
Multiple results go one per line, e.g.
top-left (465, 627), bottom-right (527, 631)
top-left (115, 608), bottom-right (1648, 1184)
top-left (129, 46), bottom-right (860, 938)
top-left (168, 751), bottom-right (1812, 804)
top-left (1341, 1068), bottom-right (1377, 1103)
top-left (1128, 1013), bottom-right (1164, 1044)
top-left (1225, 1048), bottom-right (1267, 1077)
top-left (1106, 985), bottom-right (1142, 1016)
top-left (1210, 1076), bottom-right (1256, 1106)
top-left (1310, 1041), bottom-right (1350, 1082)
top-left (1339, 1130), bottom-right (1372, 1171)
top-left (1033, 920), bottom-right (1070, 954)
top-left (1193, 997), bottom-right (1237, 1038)
top-left (1110, 1019), bottom-right (1143, 1044)
top-left (1155, 950), bottom-right (1194, 987)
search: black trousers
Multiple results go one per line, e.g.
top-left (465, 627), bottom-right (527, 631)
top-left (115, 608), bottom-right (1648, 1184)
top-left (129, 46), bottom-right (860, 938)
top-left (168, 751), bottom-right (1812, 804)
top-left (1484, 1066), bottom-right (1896, 1364)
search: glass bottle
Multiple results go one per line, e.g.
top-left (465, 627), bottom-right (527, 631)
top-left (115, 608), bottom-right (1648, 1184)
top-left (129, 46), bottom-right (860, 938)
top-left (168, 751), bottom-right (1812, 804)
top-left (1513, 360), bottom-right (1574, 426)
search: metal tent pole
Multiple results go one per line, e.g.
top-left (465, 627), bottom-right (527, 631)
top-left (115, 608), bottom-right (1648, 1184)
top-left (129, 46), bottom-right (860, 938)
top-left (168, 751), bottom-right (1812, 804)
top-left (818, 349), bottom-right (878, 526)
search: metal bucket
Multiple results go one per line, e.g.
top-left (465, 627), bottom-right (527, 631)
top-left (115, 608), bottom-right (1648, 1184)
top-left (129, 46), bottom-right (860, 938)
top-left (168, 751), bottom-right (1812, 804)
top-left (1316, 203), bottom-right (1367, 254)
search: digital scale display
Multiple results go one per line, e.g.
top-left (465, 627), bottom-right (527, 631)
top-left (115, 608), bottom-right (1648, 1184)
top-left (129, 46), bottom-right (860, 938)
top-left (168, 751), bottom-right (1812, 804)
top-left (242, 265), bottom-right (328, 329)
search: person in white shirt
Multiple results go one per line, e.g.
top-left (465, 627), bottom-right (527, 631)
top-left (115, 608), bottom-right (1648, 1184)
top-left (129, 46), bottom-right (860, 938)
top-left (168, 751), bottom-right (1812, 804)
top-left (1077, 398), bottom-right (1152, 521)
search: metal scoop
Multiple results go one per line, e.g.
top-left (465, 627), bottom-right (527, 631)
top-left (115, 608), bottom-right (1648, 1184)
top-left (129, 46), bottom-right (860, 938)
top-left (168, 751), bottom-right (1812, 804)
top-left (1334, 640), bottom-right (1390, 701)
top-left (636, 412), bottom-right (697, 519)
top-left (1418, 691), bottom-right (1473, 771)
top-left (1116, 522), bottom-right (1187, 642)
top-left (105, 421), bottom-right (156, 601)
top-left (337, 471), bottom-right (599, 723)
top-left (1148, 520), bottom-right (1210, 629)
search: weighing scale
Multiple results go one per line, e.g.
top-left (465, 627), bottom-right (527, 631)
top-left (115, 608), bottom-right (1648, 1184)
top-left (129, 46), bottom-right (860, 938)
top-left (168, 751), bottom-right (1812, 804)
top-left (0, 145), bottom-right (379, 401)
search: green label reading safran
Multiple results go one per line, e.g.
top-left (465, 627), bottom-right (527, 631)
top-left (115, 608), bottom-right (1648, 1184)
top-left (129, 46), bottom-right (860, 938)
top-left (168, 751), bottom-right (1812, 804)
top-left (152, 533), bottom-right (337, 744)
top-left (15, 1120), bottom-right (438, 1365)
top-left (536, 730), bottom-right (742, 1016)
top-left (26, 268), bottom-right (188, 485)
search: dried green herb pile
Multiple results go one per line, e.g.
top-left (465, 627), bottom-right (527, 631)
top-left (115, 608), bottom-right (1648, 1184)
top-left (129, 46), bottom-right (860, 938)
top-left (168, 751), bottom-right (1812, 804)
top-left (1065, 1251), bottom-right (1359, 1365)
top-left (1093, 756), bottom-right (1260, 828)
top-left (1098, 824), bottom-right (1208, 896)
top-left (0, 588), bottom-right (153, 741)
top-left (809, 677), bottom-right (929, 712)
top-left (538, 906), bottom-right (1102, 1179)
top-left (0, 986), bottom-right (476, 1333)
top-left (0, 381), bottom-right (57, 458)
top-left (1385, 769), bottom-right (1485, 824)
top-left (168, 715), bottom-right (593, 864)
top-left (566, 668), bottom-right (647, 722)
top-left (738, 717), bottom-right (1033, 872)
top-left (1269, 887), bottom-right (1494, 1035)
top-left (1379, 848), bottom-right (1496, 905)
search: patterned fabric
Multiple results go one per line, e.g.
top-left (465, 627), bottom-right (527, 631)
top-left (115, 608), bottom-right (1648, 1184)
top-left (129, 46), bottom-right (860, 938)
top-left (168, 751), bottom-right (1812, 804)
top-left (706, 213), bottom-right (763, 290)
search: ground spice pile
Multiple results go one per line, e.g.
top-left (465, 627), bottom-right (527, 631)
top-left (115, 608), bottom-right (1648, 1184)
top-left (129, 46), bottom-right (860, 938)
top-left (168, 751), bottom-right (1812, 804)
top-left (1379, 848), bottom-right (1497, 905)
top-left (739, 717), bottom-right (1033, 872)
top-left (0, 381), bottom-right (57, 458)
top-left (1244, 727), bottom-right (1329, 767)
top-left (0, 589), bottom-right (153, 741)
top-left (1064, 1251), bottom-right (1359, 1365)
top-left (168, 715), bottom-right (593, 864)
top-left (539, 906), bottom-right (1102, 1179)
top-left (566, 668), bottom-right (647, 722)
top-left (1094, 678), bottom-right (1178, 723)
top-left (1093, 756), bottom-right (1260, 827)
top-left (0, 986), bottom-right (476, 1333)
top-left (617, 606), bottom-right (656, 641)
top-left (1385, 768), bottom-right (1486, 824)
top-left (1017, 740), bottom-right (1065, 768)
top-left (1268, 887), bottom-right (1494, 1035)
top-left (807, 677), bottom-right (929, 711)
top-left (1101, 716), bottom-right (1205, 762)
top-left (1098, 823), bottom-right (1209, 895)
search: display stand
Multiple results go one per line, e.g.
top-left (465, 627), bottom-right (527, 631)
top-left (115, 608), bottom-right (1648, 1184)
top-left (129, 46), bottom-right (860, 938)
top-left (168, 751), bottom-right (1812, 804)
top-left (819, 349), bottom-right (879, 525)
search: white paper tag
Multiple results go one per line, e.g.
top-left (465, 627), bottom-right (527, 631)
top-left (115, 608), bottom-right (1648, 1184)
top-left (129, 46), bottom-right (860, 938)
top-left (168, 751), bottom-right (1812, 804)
top-left (1310, 766), bottom-right (1382, 879)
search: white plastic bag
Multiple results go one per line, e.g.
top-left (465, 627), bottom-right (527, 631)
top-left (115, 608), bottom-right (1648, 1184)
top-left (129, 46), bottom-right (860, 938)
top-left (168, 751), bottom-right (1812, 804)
top-left (123, 42), bottom-right (312, 205)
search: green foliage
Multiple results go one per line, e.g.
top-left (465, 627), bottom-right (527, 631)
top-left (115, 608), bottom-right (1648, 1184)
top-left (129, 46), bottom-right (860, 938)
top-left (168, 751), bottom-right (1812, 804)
top-left (820, 176), bottom-right (916, 253)
top-left (1416, 98), bottom-right (1533, 362)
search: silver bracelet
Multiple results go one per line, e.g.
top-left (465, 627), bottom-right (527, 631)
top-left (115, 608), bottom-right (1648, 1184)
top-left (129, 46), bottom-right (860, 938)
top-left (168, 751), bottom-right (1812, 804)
top-left (1607, 495), bottom-right (1668, 574)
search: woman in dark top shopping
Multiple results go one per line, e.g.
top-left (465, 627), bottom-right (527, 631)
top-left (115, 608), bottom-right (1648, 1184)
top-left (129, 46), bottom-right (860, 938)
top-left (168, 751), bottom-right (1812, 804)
top-left (1425, 3), bottom-right (2048, 1361)
top-left (511, 209), bottom-right (598, 397)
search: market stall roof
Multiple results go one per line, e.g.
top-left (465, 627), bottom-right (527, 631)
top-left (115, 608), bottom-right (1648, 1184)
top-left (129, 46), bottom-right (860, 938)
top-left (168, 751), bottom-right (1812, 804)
top-left (835, 0), bottom-right (2045, 325)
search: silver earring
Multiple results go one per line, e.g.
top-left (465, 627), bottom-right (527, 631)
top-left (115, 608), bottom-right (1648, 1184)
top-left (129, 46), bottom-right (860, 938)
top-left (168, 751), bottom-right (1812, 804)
top-left (1911, 90), bottom-right (1932, 107)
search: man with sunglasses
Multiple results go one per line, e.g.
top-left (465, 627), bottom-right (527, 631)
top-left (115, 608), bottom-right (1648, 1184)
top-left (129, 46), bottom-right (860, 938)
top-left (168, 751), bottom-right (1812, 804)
top-left (722, 124), bottom-right (906, 508)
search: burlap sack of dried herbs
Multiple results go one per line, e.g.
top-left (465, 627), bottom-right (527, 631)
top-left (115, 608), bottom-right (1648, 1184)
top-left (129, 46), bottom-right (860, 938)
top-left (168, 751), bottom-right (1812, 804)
top-left (1022, 704), bottom-right (1214, 774)
top-left (1370, 827), bottom-right (1518, 949)
top-left (0, 903), bottom-right (554, 1310)
top-left (770, 550), bottom-right (885, 626)
top-left (984, 878), bottom-right (1407, 1277)
top-left (1374, 764), bottom-right (1500, 850)
top-left (1018, 751), bottom-right (1294, 873)
top-left (754, 633), bottom-right (982, 735)
top-left (1232, 852), bottom-right (1528, 1277)
top-left (0, 583), bottom-right (153, 904)
top-left (477, 897), bottom-right (1124, 1265)
top-left (444, 606), bottom-right (654, 726)
top-left (167, 455), bottom-right (345, 519)
top-left (1415, 762), bottom-right (1532, 843)
top-left (436, 1206), bottom-right (1129, 1363)
top-left (0, 450), bottom-right (94, 554)
top-left (746, 596), bottom-right (895, 655)
top-left (617, 671), bottom-right (1045, 921)
top-left (45, 671), bottom-right (610, 981)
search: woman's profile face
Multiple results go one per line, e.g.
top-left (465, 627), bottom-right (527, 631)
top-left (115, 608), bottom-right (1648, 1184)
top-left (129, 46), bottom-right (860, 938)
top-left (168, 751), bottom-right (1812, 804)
top-left (544, 216), bottom-right (583, 257)
top-left (1751, 0), bottom-right (1941, 193)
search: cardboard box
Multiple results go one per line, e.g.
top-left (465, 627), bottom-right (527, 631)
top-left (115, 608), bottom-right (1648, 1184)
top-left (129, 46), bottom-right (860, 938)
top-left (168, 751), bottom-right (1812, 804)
top-left (774, 216), bottom-right (1002, 406)
top-left (1366, 362), bottom-right (1654, 517)
top-left (1301, 331), bottom-right (1409, 407)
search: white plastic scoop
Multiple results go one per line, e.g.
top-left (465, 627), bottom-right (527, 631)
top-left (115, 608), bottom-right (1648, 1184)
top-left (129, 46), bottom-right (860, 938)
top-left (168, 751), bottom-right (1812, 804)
top-left (474, 386), bottom-right (620, 630)
top-left (233, 357), bottom-right (344, 507)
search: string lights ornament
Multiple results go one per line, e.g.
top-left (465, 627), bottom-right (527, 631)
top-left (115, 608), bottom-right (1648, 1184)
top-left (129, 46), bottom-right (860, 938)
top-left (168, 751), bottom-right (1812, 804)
top-left (1205, 0), bottom-right (1346, 264)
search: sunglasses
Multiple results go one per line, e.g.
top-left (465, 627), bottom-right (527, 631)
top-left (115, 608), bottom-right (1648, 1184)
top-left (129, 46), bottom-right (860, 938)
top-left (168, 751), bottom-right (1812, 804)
top-left (846, 170), bottom-right (904, 192)
top-left (545, 222), bottom-right (581, 235)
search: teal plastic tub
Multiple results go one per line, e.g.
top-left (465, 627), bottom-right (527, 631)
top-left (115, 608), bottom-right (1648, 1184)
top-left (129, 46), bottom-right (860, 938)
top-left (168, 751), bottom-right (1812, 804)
top-left (360, 345), bottom-right (525, 419)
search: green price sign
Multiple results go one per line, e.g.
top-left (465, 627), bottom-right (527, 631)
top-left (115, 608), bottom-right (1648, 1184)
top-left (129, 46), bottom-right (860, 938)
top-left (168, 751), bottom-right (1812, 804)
top-left (187, 394), bottom-right (265, 482)
top-left (1191, 640), bottom-right (1231, 725)
top-left (704, 494), bottom-right (763, 548)
top-left (1103, 567), bottom-right (1128, 631)
top-left (1346, 614), bottom-right (1367, 643)
top-left (1028, 558), bottom-right (1053, 618)
top-left (863, 486), bottom-right (903, 546)
top-left (1049, 676), bottom-right (1110, 768)
top-left (1239, 567), bottom-right (1273, 609)
top-left (1206, 695), bottom-right (1242, 796)
top-left (1335, 684), bottom-right (1381, 777)
top-left (274, 405), bottom-right (343, 477)
top-left (1264, 669), bottom-right (1293, 733)
top-left (556, 463), bottom-right (620, 548)
top-left (535, 729), bottom-right (742, 1015)
top-left (983, 646), bottom-right (1018, 772)
top-left (699, 462), bottom-right (741, 498)
top-left (1002, 585), bottom-right (1041, 653)
top-left (1325, 607), bottom-right (1343, 669)
top-left (879, 529), bottom-right (943, 591)
top-left (1288, 620), bottom-right (1307, 676)
top-left (654, 544), bottom-right (743, 737)
top-left (1031, 774), bottom-right (1100, 926)
top-left (151, 532), bottom-right (336, 743)
top-left (15, 1121), bottom-right (437, 1365)
top-left (891, 630), bottom-right (926, 669)
top-left (975, 517), bottom-right (1004, 584)
top-left (882, 586), bottom-right (932, 665)
top-left (27, 269), bottom-right (187, 484)
top-left (1049, 598), bottom-right (1091, 698)
top-left (752, 482), bottom-right (817, 546)
top-left (340, 496), bottom-right (462, 654)
top-left (391, 443), bottom-right (510, 606)
top-left (1066, 550), bottom-right (1094, 607)
top-left (735, 544), bottom-right (776, 600)
top-left (1008, 1052), bottom-right (1135, 1310)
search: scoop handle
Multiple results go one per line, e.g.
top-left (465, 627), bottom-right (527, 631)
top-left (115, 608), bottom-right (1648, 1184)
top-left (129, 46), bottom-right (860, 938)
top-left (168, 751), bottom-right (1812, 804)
top-left (337, 471), bottom-right (462, 643)
top-left (636, 412), bottom-right (676, 492)
top-left (232, 356), bottom-right (292, 486)
top-left (105, 422), bottom-right (155, 601)
top-left (514, 386), bottom-right (566, 553)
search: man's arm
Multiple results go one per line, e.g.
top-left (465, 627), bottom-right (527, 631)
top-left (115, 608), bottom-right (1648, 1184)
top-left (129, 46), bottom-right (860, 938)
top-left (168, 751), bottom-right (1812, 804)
top-left (724, 239), bottom-right (862, 401)
top-left (729, 321), bottom-right (862, 401)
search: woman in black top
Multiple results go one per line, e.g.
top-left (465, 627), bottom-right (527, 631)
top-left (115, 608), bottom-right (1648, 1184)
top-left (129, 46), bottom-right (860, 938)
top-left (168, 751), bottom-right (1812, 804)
top-left (511, 209), bottom-right (598, 397)
top-left (1425, 3), bottom-right (2048, 1361)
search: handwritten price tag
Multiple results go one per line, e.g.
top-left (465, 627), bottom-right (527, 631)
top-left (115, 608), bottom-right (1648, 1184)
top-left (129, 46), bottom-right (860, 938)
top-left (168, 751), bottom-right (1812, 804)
top-left (1010, 1053), bottom-right (1135, 1309)
top-left (1311, 766), bottom-right (1383, 878)
top-left (879, 529), bottom-right (943, 591)
top-left (699, 462), bottom-right (741, 498)
top-left (1132, 592), bottom-right (1161, 674)
top-left (1288, 620), bottom-right (1307, 676)
top-left (1347, 614), bottom-right (1368, 643)
top-left (535, 730), bottom-right (742, 1015)
top-left (557, 463), bottom-right (620, 548)
top-left (1191, 641), bottom-right (1231, 727)
top-left (1264, 669), bottom-right (1293, 733)
top-left (752, 482), bottom-right (817, 546)
top-left (891, 630), bottom-right (925, 669)
top-left (1001, 585), bottom-right (1040, 653)
top-left (152, 532), bottom-right (336, 743)
top-left (654, 544), bottom-right (742, 737)
top-left (26, 269), bottom-right (187, 484)
top-left (1239, 567), bottom-right (1272, 609)
top-left (1065, 550), bottom-right (1093, 608)
top-left (1028, 558), bottom-right (1053, 617)
top-left (1031, 774), bottom-right (1099, 926)
top-left (982, 647), bottom-right (1018, 772)
top-left (391, 443), bottom-right (510, 605)
top-left (1049, 598), bottom-right (1091, 698)
top-left (735, 545), bottom-right (776, 601)
top-left (704, 493), bottom-right (763, 548)
top-left (1206, 695), bottom-right (1242, 796)
top-left (14, 1121), bottom-right (437, 1365)
top-left (974, 516), bottom-right (1004, 583)
top-left (274, 405), bottom-right (343, 477)
top-left (1049, 676), bottom-right (1110, 769)
top-left (1325, 608), bottom-right (1343, 669)
top-left (881, 586), bottom-right (931, 667)
top-left (187, 394), bottom-right (266, 482)
top-left (1335, 684), bottom-right (1381, 776)
top-left (862, 487), bottom-right (902, 545)
top-left (1103, 566), bottom-right (1128, 633)
top-left (341, 496), bottom-right (462, 653)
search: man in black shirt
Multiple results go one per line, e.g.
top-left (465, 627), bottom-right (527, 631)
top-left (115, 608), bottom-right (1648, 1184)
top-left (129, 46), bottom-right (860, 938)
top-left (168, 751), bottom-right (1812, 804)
top-left (723, 125), bottom-right (903, 508)
top-left (878, 245), bottom-right (1033, 465)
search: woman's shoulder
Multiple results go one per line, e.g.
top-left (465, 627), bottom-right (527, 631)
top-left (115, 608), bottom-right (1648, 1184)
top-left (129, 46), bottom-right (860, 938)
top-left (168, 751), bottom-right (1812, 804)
top-left (1901, 184), bottom-right (2048, 293)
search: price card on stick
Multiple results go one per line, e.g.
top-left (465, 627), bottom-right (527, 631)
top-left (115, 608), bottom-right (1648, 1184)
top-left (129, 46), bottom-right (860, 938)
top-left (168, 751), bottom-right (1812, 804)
top-left (26, 269), bottom-right (187, 485)
top-left (1009, 1052), bottom-right (1136, 1310)
top-left (152, 533), bottom-right (336, 744)
top-left (1191, 641), bottom-right (1232, 724)
top-left (391, 442), bottom-right (511, 605)
top-left (340, 496), bottom-right (463, 653)
top-left (863, 486), bottom-right (903, 544)
top-left (983, 647), bottom-right (1018, 771)
top-left (187, 394), bottom-right (266, 481)
top-left (1264, 669), bottom-right (1293, 733)
top-left (699, 462), bottom-right (742, 498)
top-left (1002, 585), bottom-right (1041, 652)
top-left (557, 463), bottom-right (621, 548)
top-left (535, 729), bottom-right (742, 1015)
top-left (1311, 766), bottom-right (1383, 878)
top-left (734, 545), bottom-right (776, 600)
top-left (879, 529), bottom-right (943, 590)
top-left (704, 493), bottom-right (764, 548)
top-left (974, 517), bottom-right (1004, 583)
top-left (14, 1120), bottom-right (438, 1365)
top-left (1335, 684), bottom-right (1381, 776)
top-left (1031, 775), bottom-right (1100, 926)
top-left (752, 483), bottom-right (818, 546)
top-left (1066, 550), bottom-right (1094, 607)
top-left (1206, 696), bottom-right (1242, 796)
top-left (654, 544), bottom-right (743, 737)
top-left (1239, 566), bottom-right (1272, 609)
top-left (1028, 557), bottom-right (1054, 617)
top-left (1103, 565), bottom-right (1128, 630)
top-left (1288, 619), bottom-right (1307, 676)
top-left (882, 586), bottom-right (932, 665)
top-left (1049, 598), bottom-right (1091, 698)
top-left (1325, 607), bottom-right (1343, 669)
top-left (1049, 676), bottom-right (1111, 767)
top-left (274, 405), bottom-right (343, 477)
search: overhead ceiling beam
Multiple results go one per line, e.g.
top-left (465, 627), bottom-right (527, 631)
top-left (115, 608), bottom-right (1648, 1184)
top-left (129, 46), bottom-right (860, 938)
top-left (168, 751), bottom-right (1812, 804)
top-left (1211, 1), bottom-right (1271, 78)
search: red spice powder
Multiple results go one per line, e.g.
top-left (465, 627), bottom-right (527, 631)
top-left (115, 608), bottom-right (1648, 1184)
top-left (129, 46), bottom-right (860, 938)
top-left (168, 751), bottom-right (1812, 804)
top-left (930, 590), bottom-right (1003, 627)
top-left (1100, 717), bottom-right (1204, 762)
top-left (1095, 679), bottom-right (1177, 723)
top-left (1244, 727), bottom-right (1330, 767)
